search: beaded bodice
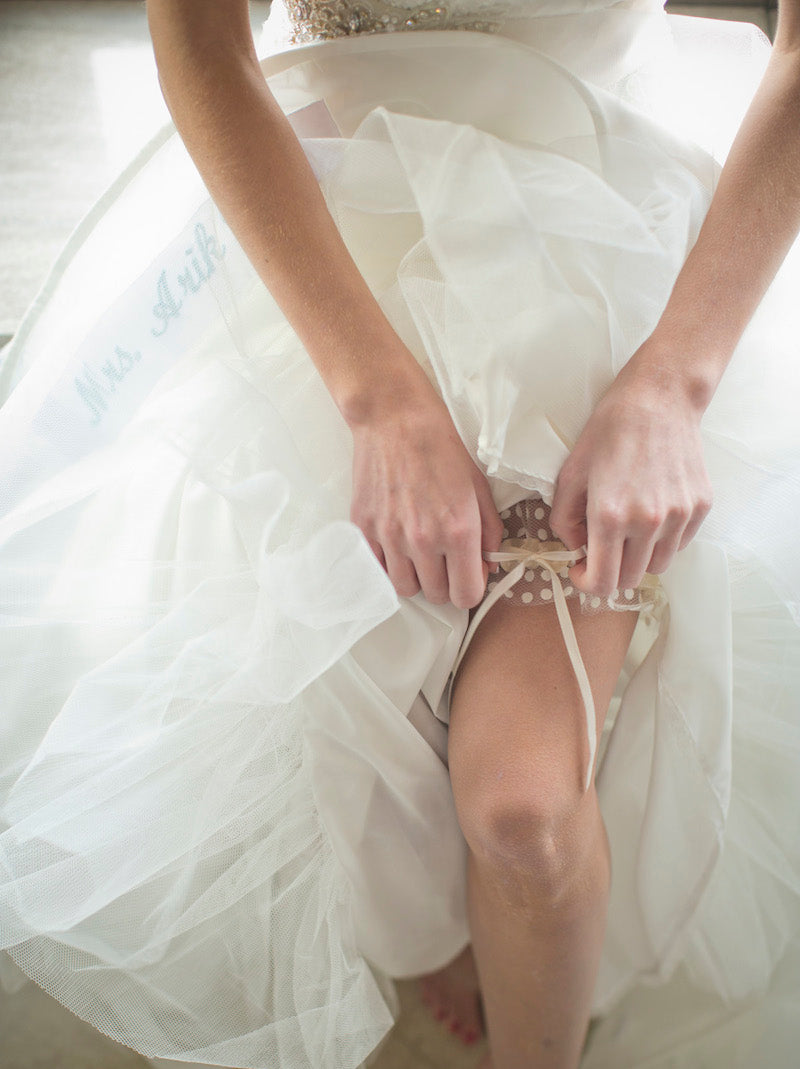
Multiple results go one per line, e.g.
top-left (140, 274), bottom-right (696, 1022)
top-left (262, 0), bottom-right (652, 51)
top-left (278, 0), bottom-right (514, 44)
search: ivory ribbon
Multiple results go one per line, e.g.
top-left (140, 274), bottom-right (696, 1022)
top-left (449, 541), bottom-right (598, 793)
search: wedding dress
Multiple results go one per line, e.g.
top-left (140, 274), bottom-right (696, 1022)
top-left (1, 1), bottom-right (798, 1066)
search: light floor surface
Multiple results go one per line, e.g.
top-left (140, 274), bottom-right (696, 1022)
top-left (0, 1), bottom-right (778, 1067)
top-left (0, 960), bottom-right (486, 1069)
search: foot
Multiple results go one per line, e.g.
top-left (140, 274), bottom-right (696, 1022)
top-left (418, 945), bottom-right (484, 1046)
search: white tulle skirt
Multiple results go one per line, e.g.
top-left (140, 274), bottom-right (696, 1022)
top-left (1, 8), bottom-right (799, 1069)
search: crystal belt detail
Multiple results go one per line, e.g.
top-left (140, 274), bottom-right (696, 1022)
top-left (280, 0), bottom-right (512, 44)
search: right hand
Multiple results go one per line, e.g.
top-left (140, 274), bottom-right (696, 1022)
top-left (348, 380), bottom-right (503, 610)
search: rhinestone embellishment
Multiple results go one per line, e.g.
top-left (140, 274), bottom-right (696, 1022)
top-left (281, 0), bottom-right (510, 44)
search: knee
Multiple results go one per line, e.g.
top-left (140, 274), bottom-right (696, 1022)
top-left (455, 774), bottom-right (610, 908)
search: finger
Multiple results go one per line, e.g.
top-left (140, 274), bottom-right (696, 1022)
top-left (475, 480), bottom-right (504, 574)
top-left (550, 472), bottom-right (589, 551)
top-left (446, 513), bottom-right (487, 610)
top-left (647, 516), bottom-right (687, 575)
top-left (365, 536), bottom-right (386, 570)
top-left (617, 534), bottom-right (658, 591)
top-left (576, 503), bottom-right (625, 597)
top-left (382, 545), bottom-right (421, 599)
top-left (677, 499), bottom-right (713, 552)
top-left (413, 552), bottom-right (451, 605)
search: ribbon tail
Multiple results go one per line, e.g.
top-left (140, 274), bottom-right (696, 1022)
top-left (541, 561), bottom-right (597, 792)
top-left (449, 560), bottom-right (526, 686)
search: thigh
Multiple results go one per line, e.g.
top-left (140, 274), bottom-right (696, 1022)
top-left (447, 598), bottom-right (638, 821)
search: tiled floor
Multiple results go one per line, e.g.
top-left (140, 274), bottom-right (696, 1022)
top-left (0, 2), bottom-right (779, 1068)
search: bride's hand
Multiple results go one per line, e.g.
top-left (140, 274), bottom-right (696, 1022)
top-left (348, 374), bottom-right (503, 610)
top-left (549, 350), bottom-right (714, 597)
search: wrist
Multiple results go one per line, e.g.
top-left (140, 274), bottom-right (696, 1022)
top-left (335, 344), bottom-right (441, 430)
top-left (623, 333), bottom-right (724, 416)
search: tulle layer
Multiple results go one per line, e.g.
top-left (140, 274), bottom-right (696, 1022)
top-left (1, 17), bottom-right (799, 1069)
top-left (0, 346), bottom-right (470, 1065)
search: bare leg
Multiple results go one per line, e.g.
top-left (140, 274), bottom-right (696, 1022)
top-left (447, 597), bottom-right (637, 1069)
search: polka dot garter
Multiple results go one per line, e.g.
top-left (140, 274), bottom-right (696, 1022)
top-left (486, 494), bottom-right (664, 617)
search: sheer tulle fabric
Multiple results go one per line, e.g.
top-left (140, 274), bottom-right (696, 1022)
top-left (0, 6), bottom-right (798, 1069)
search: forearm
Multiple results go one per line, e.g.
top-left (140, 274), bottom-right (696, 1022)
top-left (146, 0), bottom-right (426, 424)
top-left (637, 2), bottom-right (800, 409)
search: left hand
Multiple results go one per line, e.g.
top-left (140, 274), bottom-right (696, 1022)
top-left (549, 349), bottom-right (714, 597)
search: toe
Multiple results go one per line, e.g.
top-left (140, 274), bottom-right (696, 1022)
top-left (417, 946), bottom-right (485, 1047)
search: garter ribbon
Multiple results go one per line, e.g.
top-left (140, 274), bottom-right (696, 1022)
top-left (449, 541), bottom-right (597, 793)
